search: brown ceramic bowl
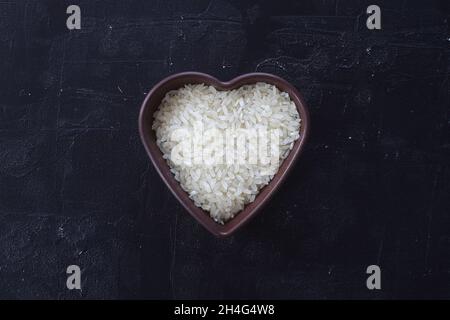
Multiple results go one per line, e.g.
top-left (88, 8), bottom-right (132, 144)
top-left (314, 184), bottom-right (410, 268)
top-left (139, 72), bottom-right (310, 237)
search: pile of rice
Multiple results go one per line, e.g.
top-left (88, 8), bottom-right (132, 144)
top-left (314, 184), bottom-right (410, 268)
top-left (152, 83), bottom-right (301, 224)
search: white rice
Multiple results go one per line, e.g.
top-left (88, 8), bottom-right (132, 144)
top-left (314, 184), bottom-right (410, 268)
top-left (152, 82), bottom-right (301, 224)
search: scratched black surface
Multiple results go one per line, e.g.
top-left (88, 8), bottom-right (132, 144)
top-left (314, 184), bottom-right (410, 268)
top-left (0, 0), bottom-right (449, 299)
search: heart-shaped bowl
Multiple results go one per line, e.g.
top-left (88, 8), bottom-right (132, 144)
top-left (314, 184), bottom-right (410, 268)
top-left (139, 72), bottom-right (310, 237)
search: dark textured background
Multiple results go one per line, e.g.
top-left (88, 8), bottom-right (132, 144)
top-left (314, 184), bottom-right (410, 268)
top-left (0, 0), bottom-right (449, 299)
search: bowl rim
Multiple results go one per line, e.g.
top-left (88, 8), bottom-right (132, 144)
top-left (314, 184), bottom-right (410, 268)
top-left (139, 71), bottom-right (310, 237)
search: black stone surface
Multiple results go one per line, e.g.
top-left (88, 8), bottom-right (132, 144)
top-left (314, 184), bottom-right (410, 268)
top-left (0, 0), bottom-right (449, 299)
